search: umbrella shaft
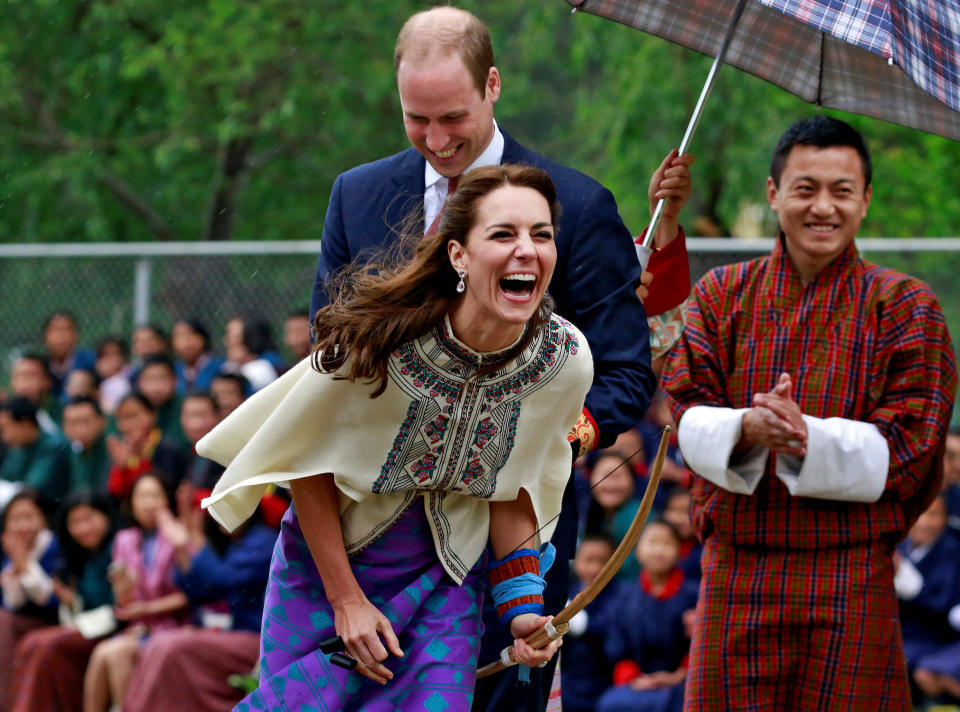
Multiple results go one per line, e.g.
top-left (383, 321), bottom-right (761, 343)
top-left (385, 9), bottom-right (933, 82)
top-left (643, 0), bottom-right (749, 248)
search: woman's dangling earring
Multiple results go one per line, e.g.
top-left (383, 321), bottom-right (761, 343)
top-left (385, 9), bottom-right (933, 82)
top-left (456, 269), bottom-right (466, 294)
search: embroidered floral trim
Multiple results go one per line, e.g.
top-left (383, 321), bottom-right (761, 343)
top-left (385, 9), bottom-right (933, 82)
top-left (374, 317), bottom-right (580, 499)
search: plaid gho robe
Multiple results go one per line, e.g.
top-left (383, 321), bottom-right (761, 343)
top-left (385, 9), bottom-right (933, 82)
top-left (663, 237), bottom-right (957, 711)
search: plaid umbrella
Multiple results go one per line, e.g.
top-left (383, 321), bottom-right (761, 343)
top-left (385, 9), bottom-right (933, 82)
top-left (564, 0), bottom-right (960, 248)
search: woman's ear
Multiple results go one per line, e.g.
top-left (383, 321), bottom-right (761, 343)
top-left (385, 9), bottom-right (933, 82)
top-left (447, 239), bottom-right (466, 272)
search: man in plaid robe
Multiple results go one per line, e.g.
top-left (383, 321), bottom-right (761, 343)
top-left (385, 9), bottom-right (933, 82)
top-left (662, 116), bottom-right (957, 711)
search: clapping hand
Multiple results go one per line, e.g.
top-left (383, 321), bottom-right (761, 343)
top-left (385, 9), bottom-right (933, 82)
top-left (1, 529), bottom-right (30, 574)
top-left (106, 434), bottom-right (132, 466)
top-left (739, 372), bottom-right (808, 458)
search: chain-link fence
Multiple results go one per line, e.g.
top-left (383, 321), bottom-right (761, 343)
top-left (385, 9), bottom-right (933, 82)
top-left (2, 239), bottom-right (960, 389)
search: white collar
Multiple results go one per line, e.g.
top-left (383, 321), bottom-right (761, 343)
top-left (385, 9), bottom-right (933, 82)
top-left (424, 120), bottom-right (504, 190)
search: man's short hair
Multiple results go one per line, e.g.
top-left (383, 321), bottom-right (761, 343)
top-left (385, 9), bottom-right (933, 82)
top-left (770, 115), bottom-right (872, 188)
top-left (96, 336), bottom-right (129, 360)
top-left (212, 372), bottom-right (249, 393)
top-left (65, 395), bottom-right (104, 418)
top-left (176, 318), bottom-right (211, 351)
top-left (72, 367), bottom-right (102, 388)
top-left (17, 353), bottom-right (51, 379)
top-left (140, 353), bottom-right (176, 376)
top-left (183, 391), bottom-right (217, 410)
top-left (394, 7), bottom-right (494, 94)
top-left (1, 396), bottom-right (39, 425)
top-left (43, 310), bottom-right (77, 331)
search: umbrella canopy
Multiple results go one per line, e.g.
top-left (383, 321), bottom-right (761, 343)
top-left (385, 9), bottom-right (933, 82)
top-left (564, 0), bottom-right (960, 142)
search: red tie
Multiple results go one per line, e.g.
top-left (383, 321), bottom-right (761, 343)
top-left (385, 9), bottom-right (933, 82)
top-left (426, 175), bottom-right (459, 237)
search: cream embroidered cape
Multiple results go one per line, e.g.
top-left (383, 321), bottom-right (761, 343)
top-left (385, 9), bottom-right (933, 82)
top-left (199, 314), bottom-right (592, 584)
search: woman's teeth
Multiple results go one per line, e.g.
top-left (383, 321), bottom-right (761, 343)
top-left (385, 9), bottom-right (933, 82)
top-left (500, 274), bottom-right (536, 295)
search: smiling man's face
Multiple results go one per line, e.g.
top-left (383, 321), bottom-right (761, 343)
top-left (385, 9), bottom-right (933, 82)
top-left (767, 143), bottom-right (872, 283)
top-left (398, 51), bottom-right (499, 179)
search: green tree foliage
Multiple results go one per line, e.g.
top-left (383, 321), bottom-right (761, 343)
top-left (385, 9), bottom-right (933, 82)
top-left (0, 0), bottom-right (958, 243)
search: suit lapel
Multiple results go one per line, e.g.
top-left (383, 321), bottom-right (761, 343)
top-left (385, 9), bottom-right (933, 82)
top-left (388, 149), bottom-right (427, 236)
top-left (500, 129), bottom-right (530, 164)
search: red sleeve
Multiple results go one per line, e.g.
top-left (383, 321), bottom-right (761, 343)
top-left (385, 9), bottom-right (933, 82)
top-left (636, 227), bottom-right (690, 316)
top-left (612, 659), bottom-right (643, 686)
top-left (869, 280), bottom-right (958, 519)
top-left (107, 459), bottom-right (152, 500)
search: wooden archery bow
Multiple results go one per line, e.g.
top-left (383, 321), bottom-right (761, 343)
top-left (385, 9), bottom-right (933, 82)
top-left (477, 425), bottom-right (671, 679)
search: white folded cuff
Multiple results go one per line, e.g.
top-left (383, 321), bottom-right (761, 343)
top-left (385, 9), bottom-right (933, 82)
top-left (894, 557), bottom-right (923, 600)
top-left (677, 406), bottom-right (767, 495)
top-left (949, 604), bottom-right (960, 632)
top-left (775, 415), bottom-right (888, 502)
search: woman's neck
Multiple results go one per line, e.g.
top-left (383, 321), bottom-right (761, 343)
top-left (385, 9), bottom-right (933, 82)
top-left (448, 304), bottom-right (524, 353)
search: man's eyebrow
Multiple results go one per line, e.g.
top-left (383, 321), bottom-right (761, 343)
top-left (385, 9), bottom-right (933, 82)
top-left (789, 175), bottom-right (858, 186)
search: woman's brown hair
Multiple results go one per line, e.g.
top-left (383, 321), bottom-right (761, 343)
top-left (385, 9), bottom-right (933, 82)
top-left (312, 163), bottom-right (561, 397)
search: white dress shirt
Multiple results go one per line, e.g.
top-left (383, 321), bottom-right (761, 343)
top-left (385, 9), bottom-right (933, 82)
top-left (423, 121), bottom-right (505, 234)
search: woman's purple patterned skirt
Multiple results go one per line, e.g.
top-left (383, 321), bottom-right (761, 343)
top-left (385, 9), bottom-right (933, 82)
top-left (236, 497), bottom-right (487, 712)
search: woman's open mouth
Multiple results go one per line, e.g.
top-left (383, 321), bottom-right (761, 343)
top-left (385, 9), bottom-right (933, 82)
top-left (499, 273), bottom-right (537, 301)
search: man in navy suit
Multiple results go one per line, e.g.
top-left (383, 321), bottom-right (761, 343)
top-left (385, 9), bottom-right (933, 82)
top-left (310, 7), bottom-right (692, 711)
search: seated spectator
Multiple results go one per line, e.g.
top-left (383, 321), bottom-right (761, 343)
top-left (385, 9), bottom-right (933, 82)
top-left (662, 488), bottom-right (701, 583)
top-left (106, 394), bottom-right (187, 501)
top-left (0, 489), bottom-right (61, 710)
top-left (180, 393), bottom-right (224, 493)
top-left (281, 310), bottom-right (312, 370)
top-left (83, 473), bottom-right (188, 712)
top-left (209, 373), bottom-right (248, 420)
top-left (94, 338), bottom-right (131, 416)
top-left (222, 317), bottom-right (278, 392)
top-left (563, 533), bottom-right (618, 712)
top-left (0, 399), bottom-right (70, 511)
top-left (895, 495), bottom-right (960, 678)
top-left (62, 398), bottom-right (110, 496)
top-left (612, 426), bottom-right (672, 513)
top-left (597, 520), bottom-right (698, 712)
top-left (913, 603), bottom-right (960, 705)
top-left (136, 355), bottom-right (187, 448)
top-left (130, 325), bottom-right (170, 366)
top-left (172, 320), bottom-right (224, 394)
top-left (10, 354), bottom-right (61, 433)
top-left (11, 490), bottom-right (116, 712)
top-left (43, 312), bottom-right (96, 400)
top-left (123, 504), bottom-right (275, 712)
top-left (945, 426), bottom-right (960, 537)
top-left (64, 368), bottom-right (100, 404)
top-left (583, 449), bottom-right (642, 582)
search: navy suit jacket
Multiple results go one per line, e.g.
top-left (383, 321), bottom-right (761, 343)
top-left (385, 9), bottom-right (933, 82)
top-left (310, 129), bottom-right (655, 448)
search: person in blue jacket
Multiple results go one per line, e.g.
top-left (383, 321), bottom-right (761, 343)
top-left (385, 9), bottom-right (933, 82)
top-left (894, 494), bottom-right (960, 679)
top-left (0, 488), bottom-right (61, 710)
top-left (122, 501), bottom-right (275, 712)
top-left (309, 8), bottom-right (694, 710)
top-left (562, 533), bottom-right (619, 712)
top-left (597, 520), bottom-right (698, 712)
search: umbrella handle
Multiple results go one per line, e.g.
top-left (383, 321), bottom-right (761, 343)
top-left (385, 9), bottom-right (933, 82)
top-left (641, 0), bottom-right (750, 249)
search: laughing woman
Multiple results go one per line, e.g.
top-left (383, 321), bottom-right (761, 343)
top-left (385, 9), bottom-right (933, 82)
top-left (199, 164), bottom-right (592, 711)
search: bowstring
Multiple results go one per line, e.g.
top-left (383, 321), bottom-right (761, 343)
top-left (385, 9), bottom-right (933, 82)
top-left (499, 443), bottom-right (649, 559)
